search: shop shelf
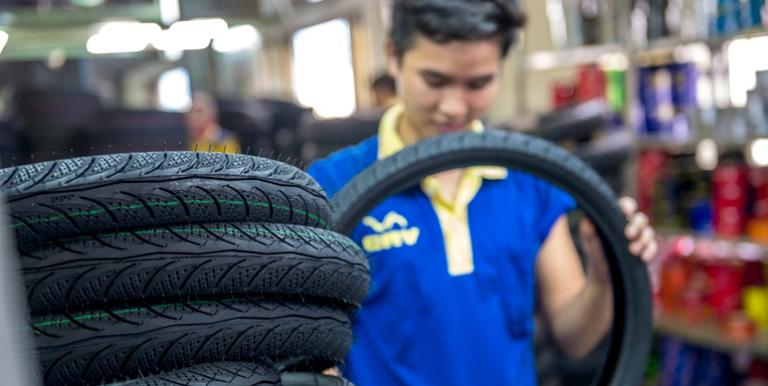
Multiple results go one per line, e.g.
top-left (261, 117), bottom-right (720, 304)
top-left (655, 314), bottom-right (768, 359)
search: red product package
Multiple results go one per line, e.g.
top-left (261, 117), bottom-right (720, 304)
top-left (750, 168), bottom-right (768, 219)
top-left (713, 163), bottom-right (749, 237)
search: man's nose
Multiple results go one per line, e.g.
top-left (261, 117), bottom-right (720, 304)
top-left (437, 87), bottom-right (469, 119)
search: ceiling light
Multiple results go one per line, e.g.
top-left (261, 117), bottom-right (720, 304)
top-left (212, 25), bottom-right (261, 53)
top-left (87, 21), bottom-right (161, 54)
top-left (153, 18), bottom-right (228, 51)
top-left (71, 0), bottom-right (104, 7)
top-left (0, 31), bottom-right (8, 55)
top-left (159, 0), bottom-right (180, 25)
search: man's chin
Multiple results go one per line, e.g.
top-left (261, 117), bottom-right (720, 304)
top-left (435, 125), bottom-right (467, 134)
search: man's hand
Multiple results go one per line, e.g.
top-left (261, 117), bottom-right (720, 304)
top-left (619, 196), bottom-right (657, 263)
top-left (579, 197), bottom-right (658, 285)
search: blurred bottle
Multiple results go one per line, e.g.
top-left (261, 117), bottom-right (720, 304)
top-left (631, 0), bottom-right (650, 47)
top-left (562, 0), bottom-right (584, 46)
top-left (713, 0), bottom-right (742, 36)
top-left (680, 0), bottom-right (712, 39)
top-left (742, 359), bottom-right (768, 386)
top-left (740, 0), bottom-right (765, 28)
top-left (712, 162), bottom-right (750, 238)
top-left (747, 167), bottom-right (768, 244)
top-left (648, 0), bottom-right (670, 40)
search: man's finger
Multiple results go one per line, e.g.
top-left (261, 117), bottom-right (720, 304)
top-left (626, 212), bottom-right (649, 239)
top-left (630, 227), bottom-right (655, 258)
top-left (619, 196), bottom-right (638, 216)
top-left (641, 240), bottom-right (658, 263)
top-left (322, 367), bottom-right (341, 377)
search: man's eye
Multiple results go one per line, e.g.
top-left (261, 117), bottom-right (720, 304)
top-left (424, 77), bottom-right (447, 88)
top-left (468, 79), bottom-right (492, 90)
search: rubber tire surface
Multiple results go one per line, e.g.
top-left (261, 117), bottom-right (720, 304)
top-left (331, 130), bottom-right (652, 386)
top-left (0, 152), bottom-right (331, 245)
top-left (34, 299), bottom-right (351, 386)
top-left (281, 373), bottom-right (353, 386)
top-left (22, 222), bottom-right (369, 315)
top-left (107, 362), bottom-right (280, 386)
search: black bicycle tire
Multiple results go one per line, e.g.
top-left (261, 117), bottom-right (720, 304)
top-left (281, 373), bottom-right (353, 386)
top-left (106, 361), bottom-right (281, 386)
top-left (331, 130), bottom-right (652, 386)
top-left (34, 299), bottom-right (351, 386)
top-left (0, 152), bottom-right (331, 245)
top-left (21, 222), bottom-right (369, 315)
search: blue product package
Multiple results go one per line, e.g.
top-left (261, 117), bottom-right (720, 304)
top-left (740, 0), bottom-right (764, 28)
top-left (715, 0), bottom-right (742, 35)
top-left (689, 199), bottom-right (713, 234)
top-left (638, 66), bottom-right (676, 137)
top-left (669, 63), bottom-right (698, 108)
top-left (660, 335), bottom-right (743, 386)
top-left (660, 336), bottom-right (697, 386)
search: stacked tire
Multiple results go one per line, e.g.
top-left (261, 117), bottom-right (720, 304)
top-left (0, 152), bottom-right (367, 386)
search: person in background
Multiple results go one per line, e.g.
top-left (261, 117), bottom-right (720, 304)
top-left (185, 91), bottom-right (239, 153)
top-left (371, 73), bottom-right (398, 109)
top-left (308, 1), bottom-right (657, 385)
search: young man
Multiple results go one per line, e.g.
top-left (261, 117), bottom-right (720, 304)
top-left (308, 1), bottom-right (657, 385)
top-left (185, 91), bottom-right (239, 153)
top-left (371, 73), bottom-right (398, 109)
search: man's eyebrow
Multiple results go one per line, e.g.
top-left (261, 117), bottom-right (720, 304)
top-left (468, 74), bottom-right (495, 83)
top-left (419, 69), bottom-right (451, 81)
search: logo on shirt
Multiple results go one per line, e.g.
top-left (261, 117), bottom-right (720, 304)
top-left (361, 211), bottom-right (420, 253)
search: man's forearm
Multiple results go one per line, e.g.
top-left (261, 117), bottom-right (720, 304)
top-left (550, 278), bottom-right (614, 358)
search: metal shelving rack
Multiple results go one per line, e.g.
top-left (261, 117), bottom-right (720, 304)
top-left (518, 0), bottom-right (768, 358)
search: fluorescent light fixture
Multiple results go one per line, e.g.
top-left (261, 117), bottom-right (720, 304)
top-left (695, 138), bottom-right (719, 171)
top-left (212, 25), bottom-right (261, 53)
top-left (72, 0), bottom-right (104, 7)
top-left (159, 0), bottom-right (180, 25)
top-left (87, 21), bottom-right (161, 54)
top-left (153, 18), bottom-right (228, 51)
top-left (0, 31), bottom-right (8, 55)
top-left (748, 138), bottom-right (768, 167)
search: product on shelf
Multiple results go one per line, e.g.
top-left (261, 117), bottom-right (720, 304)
top-left (638, 61), bottom-right (698, 141)
top-left (713, 162), bottom-right (750, 237)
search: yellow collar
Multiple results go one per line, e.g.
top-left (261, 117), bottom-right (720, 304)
top-left (376, 103), bottom-right (507, 181)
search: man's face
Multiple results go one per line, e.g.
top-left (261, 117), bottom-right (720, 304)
top-left (389, 34), bottom-right (502, 139)
top-left (185, 102), bottom-right (211, 140)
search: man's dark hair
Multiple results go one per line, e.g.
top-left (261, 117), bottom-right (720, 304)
top-left (390, 0), bottom-right (526, 60)
top-left (371, 73), bottom-right (397, 93)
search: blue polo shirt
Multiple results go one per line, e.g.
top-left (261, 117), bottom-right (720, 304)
top-left (308, 107), bottom-right (575, 386)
